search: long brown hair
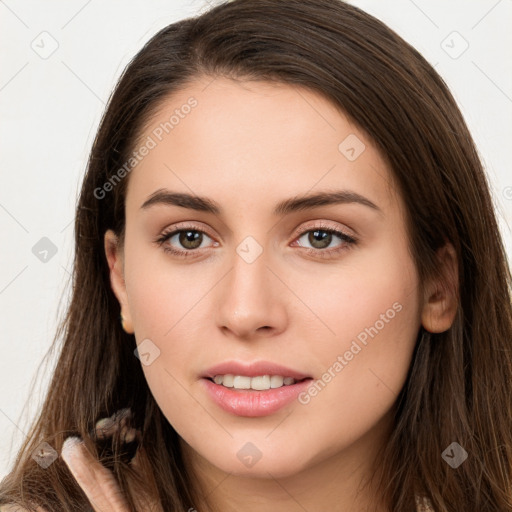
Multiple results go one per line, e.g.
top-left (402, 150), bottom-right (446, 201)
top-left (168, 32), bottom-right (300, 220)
top-left (1, 0), bottom-right (511, 510)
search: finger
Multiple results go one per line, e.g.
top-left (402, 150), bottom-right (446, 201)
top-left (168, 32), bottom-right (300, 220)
top-left (95, 409), bottom-right (140, 445)
top-left (95, 408), bottom-right (132, 439)
top-left (95, 419), bottom-right (139, 443)
top-left (61, 436), bottom-right (130, 512)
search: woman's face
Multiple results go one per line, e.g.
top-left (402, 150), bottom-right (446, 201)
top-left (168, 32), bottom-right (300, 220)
top-left (106, 76), bottom-right (424, 481)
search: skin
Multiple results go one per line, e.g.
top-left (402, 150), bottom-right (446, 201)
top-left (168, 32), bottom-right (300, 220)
top-left (60, 77), bottom-right (457, 512)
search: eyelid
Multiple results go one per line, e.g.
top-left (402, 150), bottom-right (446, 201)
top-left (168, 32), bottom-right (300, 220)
top-left (291, 219), bottom-right (356, 240)
top-left (159, 221), bottom-right (217, 240)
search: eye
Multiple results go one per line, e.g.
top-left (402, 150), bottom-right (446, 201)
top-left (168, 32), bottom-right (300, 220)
top-left (292, 223), bottom-right (357, 259)
top-left (155, 223), bottom-right (217, 258)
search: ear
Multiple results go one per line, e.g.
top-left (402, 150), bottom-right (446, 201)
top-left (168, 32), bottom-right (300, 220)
top-left (104, 229), bottom-right (134, 334)
top-left (421, 242), bottom-right (459, 333)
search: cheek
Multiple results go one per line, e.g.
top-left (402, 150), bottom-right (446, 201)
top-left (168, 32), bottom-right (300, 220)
top-left (126, 264), bottom-right (212, 446)
top-left (123, 231), bottom-right (210, 336)
top-left (125, 259), bottom-right (206, 378)
top-left (122, 243), bottom-right (217, 432)
top-left (294, 232), bottom-right (420, 356)
top-left (289, 242), bottom-right (421, 447)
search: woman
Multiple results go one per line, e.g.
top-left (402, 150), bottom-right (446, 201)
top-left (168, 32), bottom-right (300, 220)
top-left (1, 0), bottom-right (511, 510)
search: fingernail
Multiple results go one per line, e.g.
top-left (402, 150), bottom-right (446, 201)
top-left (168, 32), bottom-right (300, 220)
top-left (61, 436), bottom-right (83, 461)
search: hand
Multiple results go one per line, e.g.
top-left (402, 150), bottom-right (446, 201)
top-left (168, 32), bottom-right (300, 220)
top-left (61, 409), bottom-right (162, 511)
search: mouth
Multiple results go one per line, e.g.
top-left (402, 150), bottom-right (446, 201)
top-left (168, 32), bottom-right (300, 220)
top-left (201, 360), bottom-right (312, 382)
top-left (201, 374), bottom-right (313, 418)
top-left (200, 360), bottom-right (314, 416)
top-left (204, 374), bottom-right (311, 391)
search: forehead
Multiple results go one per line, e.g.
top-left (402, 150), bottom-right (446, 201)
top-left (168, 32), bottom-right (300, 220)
top-left (125, 76), bottom-right (400, 218)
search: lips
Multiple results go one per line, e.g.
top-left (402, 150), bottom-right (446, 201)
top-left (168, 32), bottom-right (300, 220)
top-left (201, 360), bottom-right (312, 381)
top-left (201, 377), bottom-right (313, 417)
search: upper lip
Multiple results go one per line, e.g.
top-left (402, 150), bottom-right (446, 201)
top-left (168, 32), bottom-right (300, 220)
top-left (202, 360), bottom-right (312, 381)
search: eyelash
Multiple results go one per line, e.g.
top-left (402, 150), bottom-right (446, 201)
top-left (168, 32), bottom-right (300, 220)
top-left (154, 222), bottom-right (357, 260)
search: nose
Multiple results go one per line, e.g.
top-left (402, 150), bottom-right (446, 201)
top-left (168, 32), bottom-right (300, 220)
top-left (215, 241), bottom-right (288, 341)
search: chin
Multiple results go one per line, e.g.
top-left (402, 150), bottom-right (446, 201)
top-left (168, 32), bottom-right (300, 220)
top-left (204, 444), bottom-right (313, 479)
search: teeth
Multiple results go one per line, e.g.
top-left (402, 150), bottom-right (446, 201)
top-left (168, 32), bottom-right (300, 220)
top-left (233, 376), bottom-right (251, 389)
top-left (212, 374), bottom-right (298, 390)
top-left (270, 375), bottom-right (284, 388)
top-left (213, 375), bottom-right (224, 385)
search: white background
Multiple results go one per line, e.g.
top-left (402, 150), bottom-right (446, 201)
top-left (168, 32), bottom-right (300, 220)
top-left (1, 0), bottom-right (511, 478)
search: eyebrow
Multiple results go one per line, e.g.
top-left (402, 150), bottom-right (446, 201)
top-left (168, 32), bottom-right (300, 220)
top-left (140, 188), bottom-right (381, 216)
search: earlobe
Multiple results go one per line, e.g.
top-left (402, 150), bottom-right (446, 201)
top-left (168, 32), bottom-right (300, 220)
top-left (421, 242), bottom-right (459, 333)
top-left (104, 230), bottom-right (134, 334)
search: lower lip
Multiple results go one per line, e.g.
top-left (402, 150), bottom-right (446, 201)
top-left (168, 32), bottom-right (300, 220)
top-left (201, 377), bottom-right (313, 417)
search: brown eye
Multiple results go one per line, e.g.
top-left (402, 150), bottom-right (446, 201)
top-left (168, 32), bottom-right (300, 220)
top-left (306, 229), bottom-right (333, 249)
top-left (155, 224), bottom-right (217, 258)
top-left (296, 228), bottom-right (354, 251)
top-left (292, 225), bottom-right (357, 260)
top-left (177, 230), bottom-right (204, 250)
